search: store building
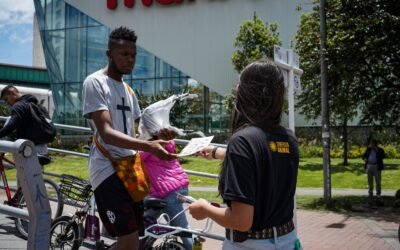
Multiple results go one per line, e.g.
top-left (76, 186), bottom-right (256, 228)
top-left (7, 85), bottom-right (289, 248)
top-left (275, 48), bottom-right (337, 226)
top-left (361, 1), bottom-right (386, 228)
top-left (33, 0), bottom-right (311, 137)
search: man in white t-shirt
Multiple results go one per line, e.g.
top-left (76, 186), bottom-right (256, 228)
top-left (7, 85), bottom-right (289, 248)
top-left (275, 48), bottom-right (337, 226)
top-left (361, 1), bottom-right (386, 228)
top-left (82, 26), bottom-right (177, 250)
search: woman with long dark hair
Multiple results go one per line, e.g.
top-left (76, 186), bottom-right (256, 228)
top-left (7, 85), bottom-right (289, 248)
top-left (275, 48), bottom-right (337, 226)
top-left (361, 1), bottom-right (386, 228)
top-left (189, 59), bottom-right (299, 249)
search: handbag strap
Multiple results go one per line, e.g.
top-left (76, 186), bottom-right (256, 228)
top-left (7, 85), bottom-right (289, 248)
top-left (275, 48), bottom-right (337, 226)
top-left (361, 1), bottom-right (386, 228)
top-left (93, 83), bottom-right (136, 161)
top-left (124, 83), bottom-right (133, 95)
top-left (93, 134), bottom-right (115, 161)
top-left (124, 83), bottom-right (138, 139)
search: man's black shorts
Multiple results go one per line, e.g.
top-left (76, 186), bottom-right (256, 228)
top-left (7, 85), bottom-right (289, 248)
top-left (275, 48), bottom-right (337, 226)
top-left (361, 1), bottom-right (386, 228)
top-left (94, 173), bottom-right (144, 237)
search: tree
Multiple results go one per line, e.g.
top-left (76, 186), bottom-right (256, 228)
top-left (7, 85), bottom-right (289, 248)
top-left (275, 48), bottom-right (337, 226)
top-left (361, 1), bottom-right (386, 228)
top-left (340, 0), bottom-right (400, 129)
top-left (232, 12), bottom-right (282, 73)
top-left (294, 0), bottom-right (400, 165)
top-left (229, 12), bottom-right (282, 124)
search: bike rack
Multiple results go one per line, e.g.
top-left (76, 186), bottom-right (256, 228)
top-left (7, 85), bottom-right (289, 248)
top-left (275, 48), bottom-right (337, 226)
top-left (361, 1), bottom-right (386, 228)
top-left (0, 139), bottom-right (50, 250)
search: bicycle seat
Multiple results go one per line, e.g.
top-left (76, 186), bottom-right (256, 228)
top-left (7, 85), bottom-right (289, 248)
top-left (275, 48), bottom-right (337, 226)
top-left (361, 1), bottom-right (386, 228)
top-left (144, 197), bottom-right (167, 210)
top-left (37, 154), bottom-right (52, 166)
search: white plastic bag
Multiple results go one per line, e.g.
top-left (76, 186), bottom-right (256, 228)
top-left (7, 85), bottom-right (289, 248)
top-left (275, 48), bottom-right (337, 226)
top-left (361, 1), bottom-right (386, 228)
top-left (138, 93), bottom-right (198, 140)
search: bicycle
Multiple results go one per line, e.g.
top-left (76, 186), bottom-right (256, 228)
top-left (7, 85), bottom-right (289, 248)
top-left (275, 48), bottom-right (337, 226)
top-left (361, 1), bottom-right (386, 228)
top-left (0, 152), bottom-right (64, 239)
top-left (143, 193), bottom-right (225, 249)
top-left (49, 174), bottom-right (100, 250)
top-left (50, 174), bottom-right (172, 250)
top-left (49, 175), bottom-right (224, 250)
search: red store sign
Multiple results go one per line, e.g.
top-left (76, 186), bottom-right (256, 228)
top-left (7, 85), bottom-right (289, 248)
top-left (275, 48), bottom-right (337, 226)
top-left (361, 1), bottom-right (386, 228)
top-left (107, 0), bottom-right (195, 9)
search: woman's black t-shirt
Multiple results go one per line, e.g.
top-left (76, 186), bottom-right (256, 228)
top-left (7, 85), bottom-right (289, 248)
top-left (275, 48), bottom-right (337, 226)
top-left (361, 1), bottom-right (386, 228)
top-left (218, 126), bottom-right (299, 230)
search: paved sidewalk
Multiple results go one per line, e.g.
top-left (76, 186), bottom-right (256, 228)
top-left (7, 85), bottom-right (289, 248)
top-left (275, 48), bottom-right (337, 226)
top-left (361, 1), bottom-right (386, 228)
top-left (190, 206), bottom-right (400, 250)
top-left (0, 208), bottom-right (398, 249)
top-left (297, 210), bottom-right (399, 250)
top-left (0, 190), bottom-right (399, 249)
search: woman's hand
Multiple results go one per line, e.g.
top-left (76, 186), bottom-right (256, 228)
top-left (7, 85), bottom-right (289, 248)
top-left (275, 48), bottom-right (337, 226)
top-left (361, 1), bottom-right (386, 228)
top-left (197, 146), bottom-right (215, 160)
top-left (188, 198), bottom-right (210, 220)
top-left (197, 146), bottom-right (226, 160)
top-left (189, 199), bottom-right (254, 231)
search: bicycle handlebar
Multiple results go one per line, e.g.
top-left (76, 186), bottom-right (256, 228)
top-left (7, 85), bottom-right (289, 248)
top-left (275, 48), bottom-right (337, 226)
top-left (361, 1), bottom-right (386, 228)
top-left (176, 193), bottom-right (224, 208)
top-left (176, 193), bottom-right (196, 204)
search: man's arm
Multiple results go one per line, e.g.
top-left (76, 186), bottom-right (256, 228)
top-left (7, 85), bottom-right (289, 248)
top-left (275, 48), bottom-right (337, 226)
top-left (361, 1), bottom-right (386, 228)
top-left (380, 147), bottom-right (385, 159)
top-left (0, 115), bottom-right (20, 139)
top-left (362, 148), bottom-right (369, 161)
top-left (89, 110), bottom-right (177, 161)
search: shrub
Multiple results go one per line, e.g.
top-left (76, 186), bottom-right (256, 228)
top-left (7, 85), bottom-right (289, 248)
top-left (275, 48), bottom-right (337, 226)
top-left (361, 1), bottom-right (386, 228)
top-left (330, 148), bottom-right (343, 158)
top-left (383, 144), bottom-right (399, 158)
top-left (299, 144), bottom-right (400, 159)
top-left (299, 145), bottom-right (323, 158)
top-left (348, 145), bottom-right (366, 159)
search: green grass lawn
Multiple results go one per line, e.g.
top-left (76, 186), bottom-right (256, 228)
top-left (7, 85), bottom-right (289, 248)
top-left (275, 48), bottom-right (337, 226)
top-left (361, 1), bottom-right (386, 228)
top-left (3, 153), bottom-right (399, 212)
top-left (4, 154), bottom-right (400, 191)
top-left (297, 157), bottom-right (400, 190)
top-left (179, 192), bottom-right (400, 214)
top-left (185, 156), bottom-right (400, 190)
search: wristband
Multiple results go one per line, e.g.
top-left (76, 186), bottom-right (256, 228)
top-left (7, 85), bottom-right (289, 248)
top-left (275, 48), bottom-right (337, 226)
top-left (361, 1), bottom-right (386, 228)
top-left (211, 146), bottom-right (218, 159)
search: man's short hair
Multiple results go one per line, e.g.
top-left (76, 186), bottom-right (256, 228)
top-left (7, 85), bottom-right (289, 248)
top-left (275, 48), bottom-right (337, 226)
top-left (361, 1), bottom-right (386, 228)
top-left (1, 85), bottom-right (18, 99)
top-left (108, 26), bottom-right (137, 49)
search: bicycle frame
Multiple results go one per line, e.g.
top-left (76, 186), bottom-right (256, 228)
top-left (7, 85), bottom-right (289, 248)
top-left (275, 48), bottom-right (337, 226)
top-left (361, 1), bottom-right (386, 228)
top-left (142, 194), bottom-right (225, 249)
top-left (83, 195), bottom-right (101, 241)
top-left (2, 152), bottom-right (64, 240)
top-left (50, 175), bottom-right (105, 250)
top-left (144, 214), bottom-right (225, 242)
top-left (0, 153), bottom-right (22, 206)
top-left (145, 222), bottom-right (225, 241)
top-left (52, 189), bottom-right (226, 250)
top-left (62, 189), bottom-right (101, 241)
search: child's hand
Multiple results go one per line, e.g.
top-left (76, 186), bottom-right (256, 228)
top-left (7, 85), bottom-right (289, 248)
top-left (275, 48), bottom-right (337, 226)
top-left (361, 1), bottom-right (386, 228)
top-left (148, 140), bottom-right (178, 160)
top-left (157, 128), bottom-right (178, 140)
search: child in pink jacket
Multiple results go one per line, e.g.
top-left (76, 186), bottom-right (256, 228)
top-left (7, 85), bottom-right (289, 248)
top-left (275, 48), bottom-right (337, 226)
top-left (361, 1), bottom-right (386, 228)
top-left (140, 136), bottom-right (192, 249)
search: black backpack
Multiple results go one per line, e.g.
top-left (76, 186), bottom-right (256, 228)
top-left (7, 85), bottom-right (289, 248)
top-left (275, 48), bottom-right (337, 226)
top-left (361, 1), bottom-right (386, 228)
top-left (28, 102), bottom-right (57, 144)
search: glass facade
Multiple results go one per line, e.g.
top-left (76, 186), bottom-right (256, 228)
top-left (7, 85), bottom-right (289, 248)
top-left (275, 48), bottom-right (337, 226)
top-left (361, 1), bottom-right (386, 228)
top-left (33, 0), bottom-right (230, 138)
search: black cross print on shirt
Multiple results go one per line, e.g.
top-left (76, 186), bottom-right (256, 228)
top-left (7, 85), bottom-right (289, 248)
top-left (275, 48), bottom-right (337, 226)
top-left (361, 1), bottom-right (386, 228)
top-left (117, 97), bottom-right (131, 134)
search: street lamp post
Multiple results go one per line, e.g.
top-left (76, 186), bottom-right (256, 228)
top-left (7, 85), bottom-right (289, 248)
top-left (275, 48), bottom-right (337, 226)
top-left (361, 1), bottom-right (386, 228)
top-left (320, 0), bottom-right (332, 205)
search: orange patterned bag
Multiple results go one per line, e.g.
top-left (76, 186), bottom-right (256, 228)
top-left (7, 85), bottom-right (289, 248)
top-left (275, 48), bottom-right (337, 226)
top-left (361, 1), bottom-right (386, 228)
top-left (93, 135), bottom-right (150, 202)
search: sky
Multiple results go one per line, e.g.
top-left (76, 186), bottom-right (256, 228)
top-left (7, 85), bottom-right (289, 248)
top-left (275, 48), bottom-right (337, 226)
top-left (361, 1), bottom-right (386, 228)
top-left (0, 0), bottom-right (35, 67)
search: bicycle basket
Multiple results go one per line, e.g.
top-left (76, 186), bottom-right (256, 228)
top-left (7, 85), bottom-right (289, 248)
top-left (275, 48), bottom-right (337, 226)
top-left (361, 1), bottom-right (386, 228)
top-left (60, 174), bottom-right (92, 206)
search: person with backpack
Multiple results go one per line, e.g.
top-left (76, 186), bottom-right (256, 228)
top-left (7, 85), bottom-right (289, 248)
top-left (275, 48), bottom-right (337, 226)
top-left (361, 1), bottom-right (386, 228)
top-left (0, 85), bottom-right (56, 154)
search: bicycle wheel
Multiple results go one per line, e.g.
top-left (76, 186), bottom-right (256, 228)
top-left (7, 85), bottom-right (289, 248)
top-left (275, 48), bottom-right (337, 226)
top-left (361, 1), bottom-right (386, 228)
top-left (141, 237), bottom-right (156, 250)
top-left (44, 178), bottom-right (64, 217)
top-left (49, 216), bottom-right (81, 250)
top-left (152, 239), bottom-right (187, 250)
top-left (14, 178), bottom-right (64, 239)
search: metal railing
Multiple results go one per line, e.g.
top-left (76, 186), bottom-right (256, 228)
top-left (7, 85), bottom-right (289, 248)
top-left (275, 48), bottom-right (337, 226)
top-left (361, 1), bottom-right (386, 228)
top-left (48, 123), bottom-right (224, 179)
top-left (0, 117), bottom-right (224, 180)
top-left (0, 139), bottom-right (50, 249)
